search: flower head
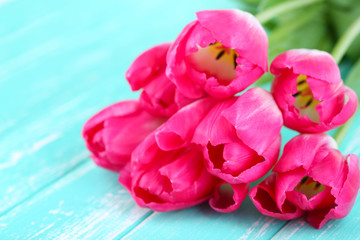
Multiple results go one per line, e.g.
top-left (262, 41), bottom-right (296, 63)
top-left (250, 133), bottom-right (360, 229)
top-left (271, 49), bottom-right (358, 133)
top-left (192, 87), bottom-right (283, 184)
top-left (129, 98), bottom-right (249, 212)
top-left (126, 43), bottom-right (193, 117)
top-left (166, 9), bottom-right (268, 99)
top-left (82, 100), bottom-right (166, 172)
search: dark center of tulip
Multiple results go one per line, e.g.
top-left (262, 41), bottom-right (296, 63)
top-left (292, 75), bottom-right (322, 123)
top-left (187, 42), bottom-right (238, 85)
top-left (295, 176), bottom-right (325, 200)
top-left (215, 184), bottom-right (235, 209)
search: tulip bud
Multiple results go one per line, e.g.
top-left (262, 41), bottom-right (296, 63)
top-left (82, 100), bottom-right (166, 171)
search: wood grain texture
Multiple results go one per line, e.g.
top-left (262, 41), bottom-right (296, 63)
top-left (0, 0), bottom-right (241, 214)
top-left (0, 161), bottom-right (152, 239)
top-left (122, 197), bottom-right (287, 240)
top-left (1, 0), bottom-right (359, 239)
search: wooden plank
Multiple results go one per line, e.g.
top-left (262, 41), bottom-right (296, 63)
top-left (0, 0), bottom-right (241, 216)
top-left (1, 0), bottom-right (251, 238)
top-left (271, 112), bottom-right (360, 240)
top-left (0, 0), bottom-right (136, 215)
top-left (122, 197), bottom-right (287, 240)
top-left (0, 161), bottom-right (152, 239)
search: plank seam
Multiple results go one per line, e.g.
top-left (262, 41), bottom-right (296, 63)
top-left (0, 157), bottom-right (90, 218)
top-left (116, 211), bottom-right (154, 240)
top-left (269, 220), bottom-right (290, 239)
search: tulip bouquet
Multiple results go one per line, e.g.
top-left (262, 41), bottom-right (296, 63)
top-left (82, 5), bottom-right (360, 229)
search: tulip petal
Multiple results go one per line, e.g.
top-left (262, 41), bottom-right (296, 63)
top-left (275, 168), bottom-right (306, 210)
top-left (191, 97), bottom-right (238, 146)
top-left (270, 133), bottom-right (360, 229)
top-left (334, 154), bottom-right (360, 214)
top-left (273, 133), bottom-right (337, 173)
top-left (131, 134), bottom-right (218, 212)
top-left (270, 49), bottom-right (341, 85)
top-left (209, 182), bottom-right (249, 213)
top-left (222, 87), bottom-right (283, 155)
top-left (306, 154), bottom-right (360, 229)
top-left (331, 87), bottom-right (358, 126)
top-left (155, 97), bottom-right (217, 151)
top-left (167, 10), bottom-right (268, 99)
top-left (82, 101), bottom-right (165, 171)
top-left (118, 161), bottom-right (131, 191)
top-left (193, 88), bottom-right (282, 183)
top-left (308, 148), bottom-right (345, 188)
top-left (126, 43), bottom-right (170, 91)
top-left (201, 141), bottom-right (264, 184)
top-left (166, 21), bottom-right (205, 99)
top-left (138, 73), bottom-right (179, 117)
top-left (83, 100), bottom-right (139, 134)
top-left (126, 42), bottom-right (193, 117)
top-left (270, 49), bottom-right (358, 133)
top-left (196, 9), bottom-right (267, 72)
top-left (235, 135), bottom-right (281, 182)
top-left (249, 173), bottom-right (304, 220)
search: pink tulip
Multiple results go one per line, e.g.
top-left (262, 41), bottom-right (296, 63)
top-left (209, 182), bottom-right (249, 213)
top-left (166, 9), bottom-right (268, 99)
top-left (82, 100), bottom-right (166, 172)
top-left (192, 87), bottom-right (283, 184)
top-left (250, 133), bottom-right (360, 229)
top-left (271, 49), bottom-right (358, 133)
top-left (249, 173), bottom-right (304, 220)
top-left (130, 98), bottom-right (249, 212)
top-left (130, 133), bottom-right (218, 211)
top-left (126, 43), bottom-right (193, 117)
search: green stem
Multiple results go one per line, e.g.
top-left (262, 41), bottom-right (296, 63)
top-left (332, 17), bottom-right (360, 145)
top-left (255, 0), bottom-right (323, 24)
top-left (334, 110), bottom-right (358, 146)
top-left (331, 16), bottom-right (360, 64)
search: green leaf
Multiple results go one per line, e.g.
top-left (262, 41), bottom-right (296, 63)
top-left (329, 1), bottom-right (360, 61)
top-left (345, 58), bottom-right (360, 101)
top-left (268, 4), bottom-right (332, 61)
top-left (258, 0), bottom-right (292, 11)
top-left (240, 0), bottom-right (263, 6)
top-left (255, 4), bottom-right (333, 85)
top-left (255, 72), bottom-right (274, 86)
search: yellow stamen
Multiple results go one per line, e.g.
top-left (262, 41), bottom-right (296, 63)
top-left (293, 75), bottom-right (322, 123)
top-left (295, 176), bottom-right (325, 200)
top-left (187, 42), bottom-right (239, 85)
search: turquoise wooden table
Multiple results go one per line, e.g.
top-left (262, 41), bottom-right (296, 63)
top-left (1, 0), bottom-right (360, 239)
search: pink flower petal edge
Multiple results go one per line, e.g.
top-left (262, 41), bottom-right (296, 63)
top-left (129, 125), bottom-right (218, 211)
top-left (209, 182), bottom-right (249, 213)
top-left (166, 9), bottom-right (268, 99)
top-left (155, 97), bottom-right (218, 151)
top-left (270, 49), bottom-right (341, 84)
top-left (82, 100), bottom-right (166, 172)
top-left (251, 133), bottom-right (360, 229)
top-left (192, 87), bottom-right (283, 184)
top-left (249, 173), bottom-right (304, 220)
top-left (271, 49), bottom-right (358, 133)
top-left (126, 43), bottom-right (193, 117)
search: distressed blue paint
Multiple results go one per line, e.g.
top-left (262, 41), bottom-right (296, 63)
top-left (0, 0), bottom-right (240, 215)
top-left (0, 162), bottom-right (152, 239)
top-left (122, 197), bottom-right (287, 240)
top-left (1, 0), bottom-right (359, 239)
